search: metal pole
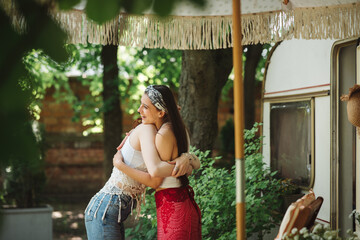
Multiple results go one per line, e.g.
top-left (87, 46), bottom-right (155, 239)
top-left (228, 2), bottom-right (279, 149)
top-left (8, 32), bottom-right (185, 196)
top-left (232, 0), bottom-right (246, 239)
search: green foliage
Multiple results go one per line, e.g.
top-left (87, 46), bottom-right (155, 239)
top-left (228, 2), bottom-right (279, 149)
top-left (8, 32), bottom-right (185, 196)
top-left (254, 43), bottom-right (273, 82)
top-left (81, 0), bottom-right (205, 22)
top-left (126, 123), bottom-right (284, 239)
top-left (189, 148), bottom-right (236, 240)
top-left (221, 77), bottom-right (234, 102)
top-left (283, 224), bottom-right (360, 240)
top-left (0, 121), bottom-right (47, 208)
top-left (121, 0), bottom-right (153, 15)
top-left (244, 123), bottom-right (283, 239)
top-left (119, 47), bottom-right (182, 117)
top-left (0, 0), bottom-right (204, 209)
top-left (125, 189), bottom-right (158, 240)
top-left (24, 45), bottom-right (182, 134)
top-left (0, 1), bottom-right (69, 207)
top-left (134, 48), bottom-right (182, 88)
top-left (350, 210), bottom-right (360, 226)
top-left (219, 117), bottom-right (235, 156)
top-left (283, 210), bottom-right (360, 240)
top-left (220, 43), bottom-right (274, 102)
top-left (85, 0), bottom-right (122, 23)
top-left (57, 0), bottom-right (81, 10)
top-left (23, 49), bottom-right (72, 119)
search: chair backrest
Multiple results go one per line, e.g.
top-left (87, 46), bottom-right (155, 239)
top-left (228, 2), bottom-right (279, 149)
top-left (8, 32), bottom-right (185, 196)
top-left (275, 191), bottom-right (323, 240)
top-left (304, 197), bottom-right (323, 229)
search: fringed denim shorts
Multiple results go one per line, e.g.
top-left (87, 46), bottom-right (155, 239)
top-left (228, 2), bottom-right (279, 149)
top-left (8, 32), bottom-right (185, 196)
top-left (84, 191), bottom-right (137, 240)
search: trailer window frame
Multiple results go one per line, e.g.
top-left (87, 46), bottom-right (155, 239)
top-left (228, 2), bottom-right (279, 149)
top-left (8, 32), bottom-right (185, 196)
top-left (268, 97), bottom-right (315, 189)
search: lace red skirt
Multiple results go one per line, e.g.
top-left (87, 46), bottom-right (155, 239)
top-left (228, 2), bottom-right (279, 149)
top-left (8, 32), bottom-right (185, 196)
top-left (155, 186), bottom-right (202, 240)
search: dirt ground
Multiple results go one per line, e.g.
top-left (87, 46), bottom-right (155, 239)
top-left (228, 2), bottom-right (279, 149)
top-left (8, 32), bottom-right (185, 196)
top-left (51, 200), bottom-right (137, 240)
top-left (52, 201), bottom-right (88, 240)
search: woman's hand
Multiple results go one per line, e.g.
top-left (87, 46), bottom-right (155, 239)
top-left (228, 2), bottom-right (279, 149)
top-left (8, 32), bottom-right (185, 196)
top-left (185, 165), bottom-right (194, 177)
top-left (168, 152), bottom-right (199, 177)
top-left (113, 151), bottom-right (125, 170)
top-left (168, 153), bottom-right (190, 177)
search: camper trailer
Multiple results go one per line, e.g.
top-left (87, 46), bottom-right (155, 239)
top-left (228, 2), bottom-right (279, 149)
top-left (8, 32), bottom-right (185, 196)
top-left (262, 38), bottom-right (360, 235)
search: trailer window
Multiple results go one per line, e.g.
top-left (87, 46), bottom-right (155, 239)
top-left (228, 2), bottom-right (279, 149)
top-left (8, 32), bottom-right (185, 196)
top-left (270, 100), bottom-right (313, 187)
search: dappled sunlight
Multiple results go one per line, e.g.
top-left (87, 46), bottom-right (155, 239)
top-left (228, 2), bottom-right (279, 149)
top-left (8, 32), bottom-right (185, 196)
top-left (70, 222), bottom-right (79, 229)
top-left (52, 211), bottom-right (63, 219)
top-left (52, 205), bottom-right (87, 240)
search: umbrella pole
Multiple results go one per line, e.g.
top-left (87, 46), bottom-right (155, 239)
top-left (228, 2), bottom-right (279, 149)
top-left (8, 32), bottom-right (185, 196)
top-left (232, 0), bottom-right (246, 239)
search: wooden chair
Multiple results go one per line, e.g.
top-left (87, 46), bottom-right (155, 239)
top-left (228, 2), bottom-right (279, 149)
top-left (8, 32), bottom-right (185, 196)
top-left (275, 191), bottom-right (324, 239)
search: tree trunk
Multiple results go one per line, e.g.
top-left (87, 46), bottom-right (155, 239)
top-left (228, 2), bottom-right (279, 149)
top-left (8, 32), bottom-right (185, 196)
top-left (179, 49), bottom-right (233, 151)
top-left (101, 45), bottom-right (122, 179)
top-left (244, 44), bottom-right (263, 130)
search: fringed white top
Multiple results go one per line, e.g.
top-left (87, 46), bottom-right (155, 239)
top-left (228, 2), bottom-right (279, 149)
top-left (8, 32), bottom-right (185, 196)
top-left (99, 135), bottom-right (147, 216)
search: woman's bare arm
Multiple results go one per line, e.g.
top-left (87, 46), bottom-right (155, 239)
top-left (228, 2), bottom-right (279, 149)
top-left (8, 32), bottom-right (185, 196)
top-left (113, 151), bottom-right (163, 189)
top-left (139, 124), bottom-right (201, 177)
top-left (138, 124), bottom-right (176, 177)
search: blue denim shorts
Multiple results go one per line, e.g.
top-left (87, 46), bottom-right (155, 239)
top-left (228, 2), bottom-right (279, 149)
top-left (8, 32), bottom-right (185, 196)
top-left (84, 191), bottom-right (137, 240)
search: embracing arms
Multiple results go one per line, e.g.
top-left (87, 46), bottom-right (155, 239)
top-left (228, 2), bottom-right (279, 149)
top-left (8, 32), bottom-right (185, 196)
top-left (113, 151), bottom-right (164, 189)
top-left (113, 124), bottom-right (200, 189)
top-left (137, 124), bottom-right (199, 177)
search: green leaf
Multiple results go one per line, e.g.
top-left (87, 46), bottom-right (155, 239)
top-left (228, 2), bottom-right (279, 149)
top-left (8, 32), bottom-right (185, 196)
top-left (33, 20), bottom-right (69, 63)
top-left (188, 0), bottom-right (206, 7)
top-left (122, 0), bottom-right (153, 14)
top-left (153, 0), bottom-right (176, 16)
top-left (57, 0), bottom-right (81, 10)
top-left (85, 0), bottom-right (121, 24)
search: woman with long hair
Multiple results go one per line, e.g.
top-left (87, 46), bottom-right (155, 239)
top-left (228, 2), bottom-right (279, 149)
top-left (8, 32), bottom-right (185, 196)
top-left (113, 85), bottom-right (202, 239)
top-left (84, 85), bottom-right (200, 240)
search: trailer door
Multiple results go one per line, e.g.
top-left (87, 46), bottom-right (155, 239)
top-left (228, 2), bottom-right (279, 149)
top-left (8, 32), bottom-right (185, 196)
top-left (331, 38), bottom-right (358, 236)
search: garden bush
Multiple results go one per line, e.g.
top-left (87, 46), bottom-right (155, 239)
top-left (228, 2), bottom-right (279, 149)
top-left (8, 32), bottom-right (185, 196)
top-left (126, 123), bottom-right (284, 239)
top-left (283, 224), bottom-right (360, 240)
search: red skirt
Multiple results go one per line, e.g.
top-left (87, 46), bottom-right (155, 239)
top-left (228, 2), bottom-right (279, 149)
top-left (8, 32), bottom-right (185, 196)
top-left (155, 186), bottom-right (202, 240)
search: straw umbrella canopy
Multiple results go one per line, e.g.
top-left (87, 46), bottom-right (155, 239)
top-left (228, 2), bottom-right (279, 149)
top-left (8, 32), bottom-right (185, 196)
top-left (3, 0), bottom-right (360, 239)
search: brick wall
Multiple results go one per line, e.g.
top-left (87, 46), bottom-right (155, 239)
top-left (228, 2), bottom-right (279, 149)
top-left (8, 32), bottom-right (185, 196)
top-left (40, 80), bottom-right (135, 201)
top-left (40, 81), bottom-right (102, 201)
top-left (40, 80), bottom-right (261, 201)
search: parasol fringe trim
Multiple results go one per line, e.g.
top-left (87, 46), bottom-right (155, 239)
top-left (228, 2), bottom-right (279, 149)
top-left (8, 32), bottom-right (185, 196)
top-left (2, 0), bottom-right (360, 49)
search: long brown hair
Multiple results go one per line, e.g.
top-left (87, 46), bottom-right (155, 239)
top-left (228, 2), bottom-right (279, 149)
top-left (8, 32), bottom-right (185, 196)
top-left (149, 85), bottom-right (189, 186)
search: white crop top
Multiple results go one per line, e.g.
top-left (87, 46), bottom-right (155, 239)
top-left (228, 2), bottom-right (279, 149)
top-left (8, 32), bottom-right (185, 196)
top-left (158, 176), bottom-right (182, 188)
top-left (100, 128), bottom-right (183, 194)
top-left (100, 136), bottom-right (147, 197)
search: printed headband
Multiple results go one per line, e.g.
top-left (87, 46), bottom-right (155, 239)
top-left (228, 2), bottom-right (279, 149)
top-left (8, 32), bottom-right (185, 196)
top-left (145, 85), bottom-right (167, 112)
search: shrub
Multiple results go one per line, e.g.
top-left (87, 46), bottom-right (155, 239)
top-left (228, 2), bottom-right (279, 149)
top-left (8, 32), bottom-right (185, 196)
top-left (283, 224), bottom-right (360, 240)
top-left (0, 121), bottom-right (46, 208)
top-left (126, 149), bottom-right (235, 240)
top-left (126, 123), bottom-right (284, 239)
top-left (244, 123), bottom-right (283, 239)
top-left (219, 118), bottom-right (235, 156)
top-left (189, 149), bottom-right (236, 240)
top-left (125, 189), bottom-right (158, 240)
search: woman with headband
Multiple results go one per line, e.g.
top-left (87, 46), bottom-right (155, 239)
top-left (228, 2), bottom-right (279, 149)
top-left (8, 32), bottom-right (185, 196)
top-left (113, 85), bottom-right (202, 239)
top-left (84, 85), bottom-right (201, 240)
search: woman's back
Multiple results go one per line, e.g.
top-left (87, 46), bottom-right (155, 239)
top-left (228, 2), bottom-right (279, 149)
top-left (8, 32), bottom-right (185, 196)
top-left (155, 122), bottom-right (178, 161)
top-left (129, 123), bottom-right (177, 157)
top-left (130, 122), bottom-right (181, 189)
top-left (155, 122), bottom-right (182, 189)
